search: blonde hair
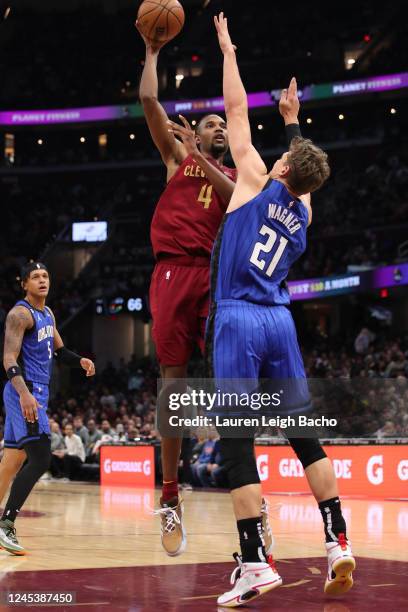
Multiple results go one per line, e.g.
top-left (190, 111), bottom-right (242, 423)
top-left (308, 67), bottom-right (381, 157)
top-left (287, 137), bottom-right (330, 194)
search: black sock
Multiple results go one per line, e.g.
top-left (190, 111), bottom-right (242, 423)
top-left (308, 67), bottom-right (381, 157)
top-left (2, 437), bottom-right (51, 523)
top-left (318, 496), bottom-right (347, 543)
top-left (237, 517), bottom-right (266, 563)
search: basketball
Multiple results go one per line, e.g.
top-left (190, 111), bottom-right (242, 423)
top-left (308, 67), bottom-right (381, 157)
top-left (137, 0), bottom-right (185, 46)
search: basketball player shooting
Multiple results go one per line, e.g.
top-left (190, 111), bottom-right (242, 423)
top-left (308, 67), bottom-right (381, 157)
top-left (135, 19), bottom-right (237, 556)
top-left (212, 13), bottom-right (356, 606)
top-left (0, 262), bottom-right (95, 555)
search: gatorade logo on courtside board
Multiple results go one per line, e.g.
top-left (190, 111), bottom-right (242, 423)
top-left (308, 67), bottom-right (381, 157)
top-left (104, 459), bottom-right (151, 474)
top-left (257, 454), bottom-right (269, 481)
top-left (366, 455), bottom-right (384, 485)
top-left (397, 459), bottom-right (408, 481)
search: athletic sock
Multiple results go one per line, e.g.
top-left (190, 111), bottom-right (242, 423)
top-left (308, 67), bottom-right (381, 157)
top-left (1, 509), bottom-right (19, 523)
top-left (237, 517), bottom-right (267, 563)
top-left (318, 496), bottom-right (347, 542)
top-left (162, 480), bottom-right (178, 503)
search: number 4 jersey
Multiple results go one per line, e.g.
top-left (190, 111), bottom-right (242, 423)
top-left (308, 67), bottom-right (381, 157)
top-left (211, 179), bottom-right (308, 306)
top-left (151, 154), bottom-right (237, 259)
top-left (14, 300), bottom-right (54, 385)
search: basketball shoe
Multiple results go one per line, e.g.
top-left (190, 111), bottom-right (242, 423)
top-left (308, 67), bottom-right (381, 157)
top-left (0, 519), bottom-right (26, 555)
top-left (217, 552), bottom-right (282, 607)
top-left (324, 533), bottom-right (355, 595)
top-left (154, 496), bottom-right (186, 556)
top-left (261, 497), bottom-right (274, 554)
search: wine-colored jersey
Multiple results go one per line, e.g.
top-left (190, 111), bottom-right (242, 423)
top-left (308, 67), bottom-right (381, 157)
top-left (151, 154), bottom-right (237, 259)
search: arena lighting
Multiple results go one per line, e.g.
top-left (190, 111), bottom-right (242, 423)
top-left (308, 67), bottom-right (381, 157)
top-left (80, 136), bottom-right (86, 143)
top-left (175, 74), bottom-right (184, 81)
top-left (257, 124), bottom-right (264, 130)
top-left (347, 58), bottom-right (356, 66)
top-left (191, 120), bottom-right (197, 126)
top-left (338, 114), bottom-right (345, 120)
top-left (390, 107), bottom-right (397, 114)
top-left (37, 138), bottom-right (43, 145)
top-left (129, 133), bottom-right (135, 140)
top-left (306, 118), bottom-right (312, 124)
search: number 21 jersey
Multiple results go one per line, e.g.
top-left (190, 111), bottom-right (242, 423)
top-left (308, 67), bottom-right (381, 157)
top-left (211, 179), bottom-right (308, 306)
top-left (151, 154), bottom-right (237, 259)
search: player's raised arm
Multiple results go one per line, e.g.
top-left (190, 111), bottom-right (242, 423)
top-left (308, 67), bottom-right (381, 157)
top-left (279, 77), bottom-right (312, 225)
top-left (214, 13), bottom-right (267, 185)
top-left (136, 22), bottom-right (187, 172)
top-left (3, 306), bottom-right (39, 422)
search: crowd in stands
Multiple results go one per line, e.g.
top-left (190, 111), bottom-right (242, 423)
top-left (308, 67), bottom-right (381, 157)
top-left (0, 145), bottom-right (407, 331)
top-left (2, 329), bottom-right (406, 482)
top-left (0, 1), bottom-right (403, 108)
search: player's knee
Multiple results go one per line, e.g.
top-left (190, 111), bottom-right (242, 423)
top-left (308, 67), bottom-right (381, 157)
top-left (220, 438), bottom-right (260, 490)
top-left (25, 437), bottom-right (52, 475)
top-left (287, 437), bottom-right (327, 469)
top-left (0, 458), bottom-right (24, 476)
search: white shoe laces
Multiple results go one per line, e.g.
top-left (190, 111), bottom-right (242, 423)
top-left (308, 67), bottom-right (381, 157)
top-left (154, 506), bottom-right (181, 534)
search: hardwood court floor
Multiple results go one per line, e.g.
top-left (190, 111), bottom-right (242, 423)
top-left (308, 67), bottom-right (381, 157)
top-left (0, 482), bottom-right (407, 610)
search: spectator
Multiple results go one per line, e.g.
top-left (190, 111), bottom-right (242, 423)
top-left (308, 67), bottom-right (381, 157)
top-left (191, 438), bottom-right (227, 488)
top-left (73, 415), bottom-right (90, 448)
top-left (101, 419), bottom-right (115, 437)
top-left (50, 421), bottom-right (65, 452)
top-left (375, 420), bottom-right (398, 438)
top-left (86, 418), bottom-right (102, 461)
top-left (191, 437), bottom-right (216, 487)
top-left (52, 423), bottom-right (85, 480)
top-left (355, 328), bottom-right (376, 354)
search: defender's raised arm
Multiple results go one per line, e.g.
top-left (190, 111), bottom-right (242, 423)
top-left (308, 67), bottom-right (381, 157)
top-left (214, 14), bottom-right (267, 187)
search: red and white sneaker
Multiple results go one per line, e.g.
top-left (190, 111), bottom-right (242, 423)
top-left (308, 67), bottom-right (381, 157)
top-left (324, 533), bottom-right (356, 595)
top-left (217, 553), bottom-right (282, 608)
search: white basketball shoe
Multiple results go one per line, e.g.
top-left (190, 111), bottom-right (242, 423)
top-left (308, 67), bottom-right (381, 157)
top-left (217, 552), bottom-right (282, 607)
top-left (324, 533), bottom-right (356, 595)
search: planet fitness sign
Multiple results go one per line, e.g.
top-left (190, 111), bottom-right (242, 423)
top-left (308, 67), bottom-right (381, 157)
top-left (1, 71), bottom-right (406, 126)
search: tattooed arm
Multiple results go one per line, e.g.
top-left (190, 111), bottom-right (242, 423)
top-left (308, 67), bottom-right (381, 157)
top-left (3, 306), bottom-right (39, 422)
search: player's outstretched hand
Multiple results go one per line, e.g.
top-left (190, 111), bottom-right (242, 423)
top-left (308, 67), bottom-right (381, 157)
top-left (167, 115), bottom-right (200, 158)
top-left (80, 358), bottom-right (96, 377)
top-left (214, 12), bottom-right (237, 54)
top-left (135, 19), bottom-right (164, 54)
top-left (279, 77), bottom-right (300, 124)
top-left (20, 391), bottom-right (39, 423)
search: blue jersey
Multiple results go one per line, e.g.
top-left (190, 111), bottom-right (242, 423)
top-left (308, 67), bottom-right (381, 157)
top-left (211, 179), bottom-right (308, 306)
top-left (15, 299), bottom-right (55, 385)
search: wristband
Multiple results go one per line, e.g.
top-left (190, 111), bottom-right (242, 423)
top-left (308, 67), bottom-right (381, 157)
top-left (285, 123), bottom-right (302, 148)
top-left (6, 365), bottom-right (23, 380)
top-left (54, 346), bottom-right (82, 368)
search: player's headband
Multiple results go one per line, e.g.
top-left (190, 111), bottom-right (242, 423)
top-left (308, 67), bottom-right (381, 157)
top-left (20, 261), bottom-right (49, 282)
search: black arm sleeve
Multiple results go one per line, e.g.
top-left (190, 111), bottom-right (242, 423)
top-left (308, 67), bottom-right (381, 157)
top-left (54, 346), bottom-right (82, 368)
top-left (285, 123), bottom-right (302, 148)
